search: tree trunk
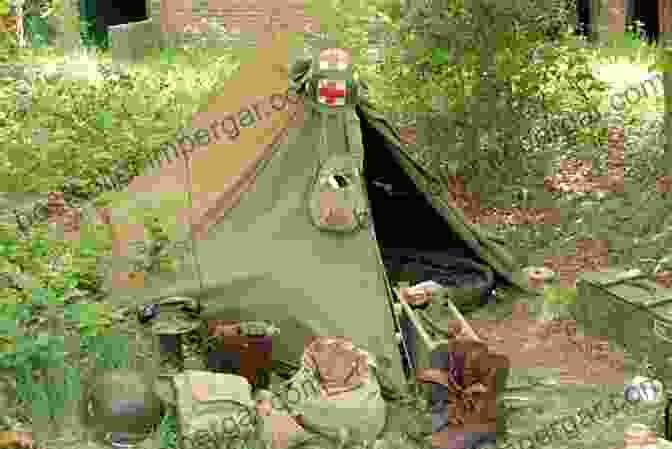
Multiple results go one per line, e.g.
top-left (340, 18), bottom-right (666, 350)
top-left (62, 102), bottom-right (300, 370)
top-left (661, 0), bottom-right (672, 40)
top-left (607, 0), bottom-right (625, 36)
top-left (663, 32), bottom-right (672, 170)
top-left (589, 0), bottom-right (625, 46)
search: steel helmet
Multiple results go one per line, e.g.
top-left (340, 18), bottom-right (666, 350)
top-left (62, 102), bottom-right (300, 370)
top-left (82, 368), bottom-right (164, 448)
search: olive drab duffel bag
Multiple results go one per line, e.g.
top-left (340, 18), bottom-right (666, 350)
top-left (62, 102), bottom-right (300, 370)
top-left (261, 337), bottom-right (388, 448)
top-left (171, 371), bottom-right (258, 449)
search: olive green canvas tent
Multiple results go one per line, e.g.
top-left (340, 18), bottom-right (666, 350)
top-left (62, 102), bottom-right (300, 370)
top-left (92, 41), bottom-right (530, 393)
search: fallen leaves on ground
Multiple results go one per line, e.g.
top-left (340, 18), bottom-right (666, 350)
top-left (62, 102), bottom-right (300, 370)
top-left (469, 307), bottom-right (626, 386)
top-left (400, 126), bottom-right (671, 288)
top-left (542, 239), bottom-right (610, 288)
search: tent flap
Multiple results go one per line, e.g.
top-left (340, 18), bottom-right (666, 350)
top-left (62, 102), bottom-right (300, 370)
top-left (356, 101), bottom-right (531, 293)
top-left (97, 54), bottom-right (534, 397)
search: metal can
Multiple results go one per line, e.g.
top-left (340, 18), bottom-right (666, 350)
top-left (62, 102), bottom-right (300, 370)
top-left (625, 376), bottom-right (664, 403)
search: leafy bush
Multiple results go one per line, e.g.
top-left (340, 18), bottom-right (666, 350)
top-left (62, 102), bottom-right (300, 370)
top-left (0, 46), bottom-right (240, 198)
top-left (158, 413), bottom-right (178, 449)
top-left (543, 285), bottom-right (578, 305)
top-left (131, 216), bottom-right (179, 275)
top-left (0, 218), bottom-right (129, 424)
top-left (1, 215), bottom-right (111, 296)
top-left (0, 0), bottom-right (19, 61)
top-left (303, 0), bottom-right (609, 197)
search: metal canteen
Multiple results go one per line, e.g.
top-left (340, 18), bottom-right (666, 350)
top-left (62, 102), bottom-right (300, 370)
top-left (624, 376), bottom-right (663, 403)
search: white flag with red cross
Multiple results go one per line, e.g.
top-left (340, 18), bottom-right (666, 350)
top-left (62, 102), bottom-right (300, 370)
top-left (318, 79), bottom-right (347, 107)
top-left (319, 48), bottom-right (351, 71)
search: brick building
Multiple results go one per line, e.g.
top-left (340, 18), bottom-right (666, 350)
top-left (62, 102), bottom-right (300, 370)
top-left (147, 0), bottom-right (320, 42)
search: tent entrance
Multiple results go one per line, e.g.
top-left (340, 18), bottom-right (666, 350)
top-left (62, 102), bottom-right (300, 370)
top-left (358, 112), bottom-right (488, 285)
top-left (358, 111), bottom-right (499, 377)
top-left (80, 0), bottom-right (148, 49)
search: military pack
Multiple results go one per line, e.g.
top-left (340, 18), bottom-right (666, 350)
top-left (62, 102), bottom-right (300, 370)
top-left (171, 371), bottom-right (257, 449)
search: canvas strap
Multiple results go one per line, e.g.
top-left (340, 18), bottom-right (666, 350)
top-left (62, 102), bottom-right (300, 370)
top-left (315, 106), bottom-right (359, 164)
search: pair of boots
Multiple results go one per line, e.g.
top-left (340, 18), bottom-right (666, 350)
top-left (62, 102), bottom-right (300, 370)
top-left (416, 339), bottom-right (509, 449)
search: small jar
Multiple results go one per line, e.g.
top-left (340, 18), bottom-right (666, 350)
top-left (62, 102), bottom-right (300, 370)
top-left (624, 423), bottom-right (657, 449)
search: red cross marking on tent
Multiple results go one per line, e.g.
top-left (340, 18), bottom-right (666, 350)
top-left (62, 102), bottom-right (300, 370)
top-left (319, 81), bottom-right (346, 106)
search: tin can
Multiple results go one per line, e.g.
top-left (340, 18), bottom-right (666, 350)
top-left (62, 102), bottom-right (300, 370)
top-left (624, 376), bottom-right (664, 403)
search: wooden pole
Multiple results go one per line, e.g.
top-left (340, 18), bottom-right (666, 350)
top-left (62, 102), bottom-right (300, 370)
top-left (662, 29), bottom-right (672, 172)
top-left (658, 0), bottom-right (672, 172)
top-left (661, 0), bottom-right (672, 37)
top-left (607, 0), bottom-right (625, 36)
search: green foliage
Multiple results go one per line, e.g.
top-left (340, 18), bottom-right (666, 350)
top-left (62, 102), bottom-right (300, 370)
top-left (0, 47), bottom-right (240, 197)
top-left (6, 332), bottom-right (127, 424)
top-left (158, 413), bottom-right (178, 449)
top-left (84, 333), bottom-right (131, 370)
top-left (130, 216), bottom-right (178, 275)
top-left (159, 47), bottom-right (178, 67)
top-left (622, 22), bottom-right (646, 52)
top-left (0, 220), bottom-right (116, 389)
top-left (0, 217), bottom-right (111, 300)
top-left (0, 245), bottom-right (125, 422)
top-left (0, 0), bottom-right (18, 62)
top-left (302, 0), bottom-right (608, 196)
top-left (543, 285), bottom-right (578, 305)
top-left (4, 329), bottom-right (76, 420)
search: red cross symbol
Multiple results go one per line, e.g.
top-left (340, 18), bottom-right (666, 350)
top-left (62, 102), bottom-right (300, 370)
top-left (319, 81), bottom-right (346, 106)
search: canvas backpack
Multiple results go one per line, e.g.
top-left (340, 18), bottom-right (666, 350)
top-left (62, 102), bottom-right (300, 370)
top-left (264, 337), bottom-right (387, 446)
top-left (171, 371), bottom-right (258, 449)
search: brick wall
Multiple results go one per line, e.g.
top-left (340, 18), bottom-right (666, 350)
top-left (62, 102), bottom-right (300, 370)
top-left (150, 0), bottom-right (321, 46)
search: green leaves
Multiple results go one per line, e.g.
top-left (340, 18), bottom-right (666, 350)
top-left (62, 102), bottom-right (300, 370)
top-left (30, 238), bottom-right (49, 257)
top-left (30, 287), bottom-right (52, 307)
top-left (0, 240), bottom-right (17, 257)
top-left (0, 318), bottom-right (18, 339)
top-left (431, 48), bottom-right (451, 66)
top-left (0, 0), bottom-right (10, 16)
top-left (62, 271), bottom-right (79, 291)
top-left (543, 285), bottom-right (578, 305)
top-left (160, 48), bottom-right (178, 67)
top-left (76, 237), bottom-right (100, 259)
top-left (94, 110), bottom-right (114, 129)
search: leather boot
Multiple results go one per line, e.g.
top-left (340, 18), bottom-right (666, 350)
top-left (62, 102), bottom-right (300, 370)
top-left (417, 339), bottom-right (509, 449)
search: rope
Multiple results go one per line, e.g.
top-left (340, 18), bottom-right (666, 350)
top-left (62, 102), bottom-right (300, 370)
top-left (180, 138), bottom-right (205, 312)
